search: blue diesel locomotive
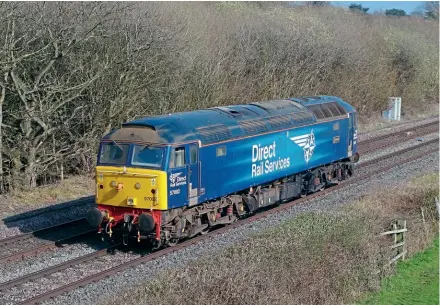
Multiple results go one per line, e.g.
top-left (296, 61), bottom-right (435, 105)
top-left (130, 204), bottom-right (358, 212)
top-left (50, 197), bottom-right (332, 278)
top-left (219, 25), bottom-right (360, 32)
top-left (87, 96), bottom-right (359, 247)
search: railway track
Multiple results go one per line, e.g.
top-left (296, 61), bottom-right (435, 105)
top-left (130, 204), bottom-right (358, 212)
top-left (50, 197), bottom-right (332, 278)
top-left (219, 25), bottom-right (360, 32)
top-left (0, 219), bottom-right (95, 264)
top-left (3, 196), bottom-right (94, 224)
top-left (5, 137), bottom-right (437, 305)
top-left (359, 119), bottom-right (438, 154)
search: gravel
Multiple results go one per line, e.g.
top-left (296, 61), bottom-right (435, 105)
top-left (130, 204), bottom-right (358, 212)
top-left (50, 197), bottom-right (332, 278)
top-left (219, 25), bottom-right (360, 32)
top-left (43, 149), bottom-right (439, 305)
top-left (0, 246), bottom-right (134, 304)
top-left (0, 241), bottom-right (98, 285)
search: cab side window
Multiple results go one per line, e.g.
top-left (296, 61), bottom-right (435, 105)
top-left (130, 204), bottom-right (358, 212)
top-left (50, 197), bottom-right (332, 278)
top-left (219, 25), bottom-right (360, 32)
top-left (169, 147), bottom-right (185, 168)
top-left (189, 145), bottom-right (198, 164)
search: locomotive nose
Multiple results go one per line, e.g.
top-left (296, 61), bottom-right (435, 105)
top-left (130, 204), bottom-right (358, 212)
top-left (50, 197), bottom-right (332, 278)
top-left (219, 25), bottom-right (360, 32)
top-left (86, 207), bottom-right (104, 227)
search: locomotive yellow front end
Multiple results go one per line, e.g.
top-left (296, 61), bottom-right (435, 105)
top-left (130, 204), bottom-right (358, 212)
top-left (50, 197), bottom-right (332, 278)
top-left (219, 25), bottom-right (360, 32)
top-left (86, 126), bottom-right (168, 245)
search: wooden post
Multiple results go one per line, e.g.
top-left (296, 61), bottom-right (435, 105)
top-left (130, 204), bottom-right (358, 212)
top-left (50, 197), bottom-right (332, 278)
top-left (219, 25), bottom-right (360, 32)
top-left (380, 219), bottom-right (407, 265)
top-left (435, 197), bottom-right (440, 218)
top-left (421, 207), bottom-right (429, 241)
top-left (435, 197), bottom-right (440, 236)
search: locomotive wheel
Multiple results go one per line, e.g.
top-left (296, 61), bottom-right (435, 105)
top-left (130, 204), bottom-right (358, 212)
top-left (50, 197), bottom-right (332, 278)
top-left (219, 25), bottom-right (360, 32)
top-left (152, 239), bottom-right (162, 250)
top-left (200, 227), bottom-right (210, 235)
top-left (168, 238), bottom-right (179, 247)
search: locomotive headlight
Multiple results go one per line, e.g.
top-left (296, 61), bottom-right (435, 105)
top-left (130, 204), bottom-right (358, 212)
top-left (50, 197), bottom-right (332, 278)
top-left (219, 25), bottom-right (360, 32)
top-left (110, 180), bottom-right (117, 187)
top-left (135, 182), bottom-right (141, 190)
top-left (127, 197), bottom-right (136, 206)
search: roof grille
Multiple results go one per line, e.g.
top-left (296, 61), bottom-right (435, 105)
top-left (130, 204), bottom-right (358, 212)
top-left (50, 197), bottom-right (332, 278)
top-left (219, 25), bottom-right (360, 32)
top-left (251, 100), bottom-right (299, 111)
top-left (196, 124), bottom-right (232, 144)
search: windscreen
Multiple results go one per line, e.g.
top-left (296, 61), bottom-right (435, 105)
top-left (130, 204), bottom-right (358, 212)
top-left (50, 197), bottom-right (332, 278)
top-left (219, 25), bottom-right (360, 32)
top-left (99, 142), bottom-right (130, 165)
top-left (131, 145), bottom-right (164, 168)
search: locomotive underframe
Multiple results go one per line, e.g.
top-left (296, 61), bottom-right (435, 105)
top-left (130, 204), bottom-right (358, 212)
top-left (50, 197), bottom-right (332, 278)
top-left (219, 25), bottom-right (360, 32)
top-left (100, 158), bottom-right (355, 247)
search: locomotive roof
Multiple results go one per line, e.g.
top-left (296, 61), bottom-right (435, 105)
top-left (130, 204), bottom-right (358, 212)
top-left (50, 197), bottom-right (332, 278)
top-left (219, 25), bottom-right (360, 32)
top-left (104, 95), bottom-right (355, 145)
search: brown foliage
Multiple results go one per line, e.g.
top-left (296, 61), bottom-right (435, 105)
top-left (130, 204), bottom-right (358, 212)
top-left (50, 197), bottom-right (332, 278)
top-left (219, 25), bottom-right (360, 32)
top-left (0, 3), bottom-right (438, 191)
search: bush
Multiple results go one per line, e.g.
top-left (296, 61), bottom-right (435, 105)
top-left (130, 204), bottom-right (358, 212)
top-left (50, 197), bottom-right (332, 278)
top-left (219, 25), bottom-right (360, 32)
top-left (0, 3), bottom-right (438, 191)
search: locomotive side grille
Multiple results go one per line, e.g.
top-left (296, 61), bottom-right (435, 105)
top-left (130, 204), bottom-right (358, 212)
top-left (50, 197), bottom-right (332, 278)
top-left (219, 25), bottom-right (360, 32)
top-left (196, 124), bottom-right (232, 144)
top-left (320, 104), bottom-right (333, 118)
top-left (306, 102), bottom-right (347, 120)
top-left (334, 102), bottom-right (348, 115)
top-left (325, 102), bottom-right (343, 116)
top-left (266, 115), bottom-right (294, 130)
top-left (239, 119), bottom-right (269, 135)
top-left (306, 104), bottom-right (326, 119)
top-left (291, 111), bottom-right (315, 124)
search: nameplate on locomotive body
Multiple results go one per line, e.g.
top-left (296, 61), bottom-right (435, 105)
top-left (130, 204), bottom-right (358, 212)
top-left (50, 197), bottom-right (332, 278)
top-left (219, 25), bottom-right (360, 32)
top-left (251, 141), bottom-right (290, 178)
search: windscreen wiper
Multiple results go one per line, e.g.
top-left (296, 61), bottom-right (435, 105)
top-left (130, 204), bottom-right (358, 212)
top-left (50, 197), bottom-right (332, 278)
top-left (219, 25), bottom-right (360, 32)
top-left (112, 140), bottom-right (124, 152)
top-left (140, 144), bottom-right (152, 151)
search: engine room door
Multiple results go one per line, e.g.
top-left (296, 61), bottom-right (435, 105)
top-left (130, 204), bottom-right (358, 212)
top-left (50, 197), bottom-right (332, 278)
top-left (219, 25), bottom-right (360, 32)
top-left (187, 144), bottom-right (200, 206)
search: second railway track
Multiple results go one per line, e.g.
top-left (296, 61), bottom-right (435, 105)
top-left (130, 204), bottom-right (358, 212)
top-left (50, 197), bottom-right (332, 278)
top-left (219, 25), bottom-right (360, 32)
top-left (0, 219), bottom-right (95, 264)
top-left (4, 137), bottom-right (437, 305)
top-left (359, 119), bottom-right (438, 154)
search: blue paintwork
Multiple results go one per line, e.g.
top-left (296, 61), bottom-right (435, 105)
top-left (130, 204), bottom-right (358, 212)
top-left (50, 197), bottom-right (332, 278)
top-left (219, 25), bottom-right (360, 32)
top-left (166, 117), bottom-right (352, 208)
top-left (99, 95), bottom-right (358, 210)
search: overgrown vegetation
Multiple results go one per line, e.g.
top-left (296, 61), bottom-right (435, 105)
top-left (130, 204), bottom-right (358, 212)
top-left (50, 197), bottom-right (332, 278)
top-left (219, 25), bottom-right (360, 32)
top-left (0, 174), bottom-right (94, 215)
top-left (105, 173), bottom-right (439, 305)
top-left (359, 238), bottom-right (439, 305)
top-left (0, 3), bottom-right (438, 192)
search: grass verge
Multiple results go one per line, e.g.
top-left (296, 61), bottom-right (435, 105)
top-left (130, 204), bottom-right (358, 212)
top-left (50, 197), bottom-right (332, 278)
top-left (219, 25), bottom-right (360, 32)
top-left (359, 237), bottom-right (439, 305)
top-left (105, 173), bottom-right (439, 305)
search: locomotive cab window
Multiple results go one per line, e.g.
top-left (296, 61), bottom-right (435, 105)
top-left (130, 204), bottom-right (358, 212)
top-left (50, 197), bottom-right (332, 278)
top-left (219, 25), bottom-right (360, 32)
top-left (99, 142), bottom-right (129, 165)
top-left (131, 145), bottom-right (164, 168)
top-left (216, 146), bottom-right (227, 157)
top-left (169, 147), bottom-right (185, 168)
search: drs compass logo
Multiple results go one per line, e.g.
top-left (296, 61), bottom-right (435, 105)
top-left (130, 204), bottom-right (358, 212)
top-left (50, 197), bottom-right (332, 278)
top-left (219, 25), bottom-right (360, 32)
top-left (290, 130), bottom-right (316, 164)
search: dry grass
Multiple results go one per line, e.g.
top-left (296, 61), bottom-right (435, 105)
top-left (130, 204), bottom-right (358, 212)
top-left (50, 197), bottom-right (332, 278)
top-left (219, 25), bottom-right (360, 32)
top-left (357, 103), bottom-right (439, 133)
top-left (0, 175), bottom-right (94, 212)
top-left (105, 173), bottom-right (439, 305)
